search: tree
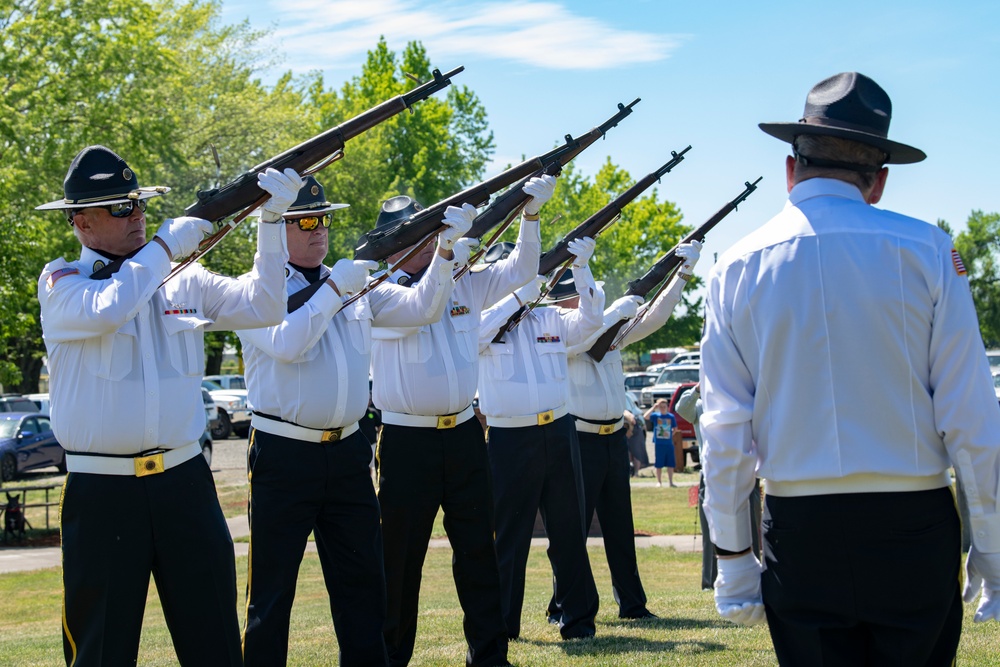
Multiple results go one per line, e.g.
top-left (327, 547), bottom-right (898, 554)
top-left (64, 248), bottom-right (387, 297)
top-left (0, 0), bottom-right (300, 390)
top-left (941, 211), bottom-right (1000, 347)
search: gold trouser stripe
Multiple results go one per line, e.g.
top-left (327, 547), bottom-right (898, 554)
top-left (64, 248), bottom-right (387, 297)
top-left (374, 426), bottom-right (384, 493)
top-left (241, 429), bottom-right (256, 658)
top-left (59, 475), bottom-right (78, 665)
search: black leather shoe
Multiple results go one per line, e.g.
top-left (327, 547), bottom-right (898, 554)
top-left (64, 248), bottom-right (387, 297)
top-left (546, 613), bottom-right (561, 625)
top-left (560, 627), bottom-right (596, 640)
top-left (620, 610), bottom-right (658, 620)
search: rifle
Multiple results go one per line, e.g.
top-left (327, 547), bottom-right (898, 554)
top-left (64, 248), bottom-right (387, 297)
top-left (490, 147), bottom-right (691, 343)
top-left (90, 66), bottom-right (464, 282)
top-left (353, 98), bottom-right (641, 264)
top-left (586, 176), bottom-right (762, 361)
top-left (453, 99), bottom-right (641, 279)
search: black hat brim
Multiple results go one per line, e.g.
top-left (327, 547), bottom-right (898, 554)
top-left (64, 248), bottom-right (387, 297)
top-left (283, 203), bottom-right (350, 217)
top-left (35, 186), bottom-right (170, 211)
top-left (758, 122), bottom-right (926, 164)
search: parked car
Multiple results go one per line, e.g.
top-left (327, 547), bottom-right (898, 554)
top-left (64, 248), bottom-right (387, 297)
top-left (666, 350), bottom-right (700, 367)
top-left (0, 395), bottom-right (41, 413)
top-left (639, 364), bottom-right (701, 411)
top-left (645, 362), bottom-right (669, 374)
top-left (667, 382), bottom-right (699, 463)
top-left (23, 393), bottom-right (50, 414)
top-left (201, 380), bottom-right (251, 440)
top-left (624, 372), bottom-right (659, 407)
top-left (0, 412), bottom-right (66, 481)
top-left (203, 374), bottom-right (248, 391)
top-left (988, 350), bottom-right (1000, 370)
top-left (993, 372), bottom-right (1000, 403)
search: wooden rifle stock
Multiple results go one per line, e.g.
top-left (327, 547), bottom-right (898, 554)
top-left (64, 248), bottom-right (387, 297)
top-left (586, 176), bottom-right (762, 361)
top-left (90, 66), bottom-right (464, 281)
top-left (354, 99), bottom-right (641, 263)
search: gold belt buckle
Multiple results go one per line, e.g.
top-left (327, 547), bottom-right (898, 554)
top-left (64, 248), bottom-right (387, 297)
top-left (536, 410), bottom-right (554, 426)
top-left (436, 414), bottom-right (457, 429)
top-left (134, 452), bottom-right (165, 477)
top-left (321, 427), bottom-right (344, 443)
top-left (598, 424), bottom-right (616, 436)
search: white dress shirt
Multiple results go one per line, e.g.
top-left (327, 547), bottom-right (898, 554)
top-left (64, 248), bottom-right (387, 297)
top-left (38, 226), bottom-right (288, 455)
top-left (701, 178), bottom-right (1000, 554)
top-left (239, 258), bottom-right (450, 430)
top-left (566, 275), bottom-right (690, 421)
top-left (371, 222), bottom-right (539, 417)
top-left (478, 265), bottom-right (604, 419)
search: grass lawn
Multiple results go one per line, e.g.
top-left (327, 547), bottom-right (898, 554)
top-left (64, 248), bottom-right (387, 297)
top-left (2, 463), bottom-right (999, 665)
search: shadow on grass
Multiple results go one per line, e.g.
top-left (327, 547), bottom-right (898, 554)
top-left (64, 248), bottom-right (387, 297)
top-left (513, 623), bottom-right (728, 659)
top-left (602, 615), bottom-right (727, 631)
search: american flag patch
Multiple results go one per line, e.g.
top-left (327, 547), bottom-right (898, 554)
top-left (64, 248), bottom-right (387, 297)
top-left (952, 249), bottom-right (967, 276)
top-left (46, 267), bottom-right (79, 288)
top-left (163, 308), bottom-right (198, 315)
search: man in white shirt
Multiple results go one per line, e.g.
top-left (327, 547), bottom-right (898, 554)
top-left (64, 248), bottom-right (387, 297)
top-left (237, 176), bottom-right (465, 666)
top-left (36, 145), bottom-right (300, 666)
top-left (557, 241), bottom-right (701, 620)
top-left (701, 72), bottom-right (1000, 665)
top-left (477, 238), bottom-right (604, 641)
top-left (371, 176), bottom-right (554, 667)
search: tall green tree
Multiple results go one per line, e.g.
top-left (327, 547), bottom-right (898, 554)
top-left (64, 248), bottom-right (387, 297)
top-left (941, 211), bottom-right (1000, 347)
top-left (0, 0), bottom-right (299, 390)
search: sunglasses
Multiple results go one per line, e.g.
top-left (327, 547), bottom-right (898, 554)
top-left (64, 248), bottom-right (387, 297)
top-left (285, 214), bottom-right (331, 232)
top-left (100, 199), bottom-right (148, 218)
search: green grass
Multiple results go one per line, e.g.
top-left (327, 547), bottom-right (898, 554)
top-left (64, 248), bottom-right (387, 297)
top-left (2, 547), bottom-right (998, 666)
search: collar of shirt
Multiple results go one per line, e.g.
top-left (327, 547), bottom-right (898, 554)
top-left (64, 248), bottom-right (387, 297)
top-left (788, 177), bottom-right (866, 208)
top-left (79, 246), bottom-right (119, 275)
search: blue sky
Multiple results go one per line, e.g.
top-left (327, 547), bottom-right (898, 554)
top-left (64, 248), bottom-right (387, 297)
top-left (220, 0), bottom-right (1000, 286)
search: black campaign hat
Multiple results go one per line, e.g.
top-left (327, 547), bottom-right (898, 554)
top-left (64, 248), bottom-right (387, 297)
top-left (375, 195), bottom-right (423, 229)
top-left (36, 145), bottom-right (170, 211)
top-left (283, 176), bottom-right (349, 217)
top-left (483, 242), bottom-right (516, 264)
top-left (758, 72), bottom-right (925, 164)
top-left (542, 268), bottom-right (578, 303)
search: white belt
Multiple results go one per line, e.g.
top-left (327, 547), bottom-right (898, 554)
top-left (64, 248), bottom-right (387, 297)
top-left (764, 472), bottom-right (952, 497)
top-left (251, 414), bottom-right (358, 443)
top-left (486, 405), bottom-right (568, 429)
top-left (575, 417), bottom-right (624, 436)
top-left (380, 405), bottom-right (475, 429)
top-left (66, 441), bottom-right (202, 477)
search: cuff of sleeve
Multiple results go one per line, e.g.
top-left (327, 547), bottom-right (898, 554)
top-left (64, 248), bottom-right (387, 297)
top-left (519, 217), bottom-right (541, 238)
top-left (428, 251), bottom-right (453, 283)
top-left (138, 239), bottom-right (173, 278)
top-left (311, 280), bottom-right (344, 316)
top-left (970, 513), bottom-right (1000, 553)
top-left (257, 220), bottom-right (287, 255)
top-left (709, 505), bottom-right (753, 553)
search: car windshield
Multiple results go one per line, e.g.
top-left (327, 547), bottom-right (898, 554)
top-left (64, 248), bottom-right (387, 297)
top-left (656, 368), bottom-right (701, 384)
top-left (202, 380), bottom-right (224, 392)
top-left (226, 377), bottom-right (247, 389)
top-left (0, 419), bottom-right (21, 438)
top-left (989, 353), bottom-right (1000, 368)
top-left (994, 374), bottom-right (1000, 388)
top-left (625, 375), bottom-right (656, 389)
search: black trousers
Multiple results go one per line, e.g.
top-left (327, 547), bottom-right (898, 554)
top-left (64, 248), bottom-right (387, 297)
top-left (548, 427), bottom-right (648, 617)
top-left (243, 429), bottom-right (388, 667)
top-left (488, 414), bottom-right (599, 640)
top-left (61, 455), bottom-right (242, 667)
top-left (762, 487), bottom-right (962, 667)
top-left (377, 418), bottom-right (508, 667)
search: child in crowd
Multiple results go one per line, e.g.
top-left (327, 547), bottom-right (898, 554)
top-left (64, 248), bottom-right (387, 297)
top-left (644, 398), bottom-right (677, 487)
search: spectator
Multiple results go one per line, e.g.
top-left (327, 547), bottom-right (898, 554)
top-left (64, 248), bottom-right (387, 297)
top-left (643, 399), bottom-right (676, 487)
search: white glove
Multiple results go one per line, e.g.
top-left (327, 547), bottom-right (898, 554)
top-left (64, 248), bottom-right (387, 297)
top-left (610, 295), bottom-right (643, 321)
top-left (451, 238), bottom-right (477, 267)
top-left (963, 546), bottom-right (1000, 622)
top-left (568, 236), bottom-right (596, 268)
top-left (155, 216), bottom-right (214, 259)
top-left (438, 203), bottom-right (477, 250)
top-left (329, 259), bottom-right (377, 296)
top-left (257, 168), bottom-right (304, 223)
top-left (677, 240), bottom-right (703, 277)
top-left (714, 552), bottom-right (767, 626)
top-left (522, 174), bottom-right (557, 216)
top-left (514, 276), bottom-right (544, 305)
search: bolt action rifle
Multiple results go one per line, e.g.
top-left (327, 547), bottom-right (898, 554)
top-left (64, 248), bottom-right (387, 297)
top-left (586, 176), bottom-right (762, 361)
top-left (90, 66), bottom-right (464, 283)
top-left (490, 147), bottom-right (692, 343)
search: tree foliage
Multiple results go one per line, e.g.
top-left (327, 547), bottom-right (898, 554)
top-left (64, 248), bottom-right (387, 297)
top-left (941, 211), bottom-right (1000, 347)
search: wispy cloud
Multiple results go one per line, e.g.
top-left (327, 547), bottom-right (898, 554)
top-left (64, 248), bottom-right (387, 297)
top-left (263, 0), bottom-right (684, 72)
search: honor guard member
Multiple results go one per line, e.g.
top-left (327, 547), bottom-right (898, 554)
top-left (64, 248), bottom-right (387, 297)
top-left (477, 237), bottom-right (604, 641)
top-left (372, 176), bottom-right (554, 667)
top-left (238, 176), bottom-right (461, 667)
top-left (552, 240), bottom-right (702, 621)
top-left (36, 145), bottom-right (300, 666)
top-left (702, 72), bottom-right (1000, 666)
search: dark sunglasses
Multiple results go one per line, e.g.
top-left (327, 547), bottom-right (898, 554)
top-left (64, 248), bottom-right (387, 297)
top-left (101, 199), bottom-right (148, 218)
top-left (285, 214), bottom-right (330, 232)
